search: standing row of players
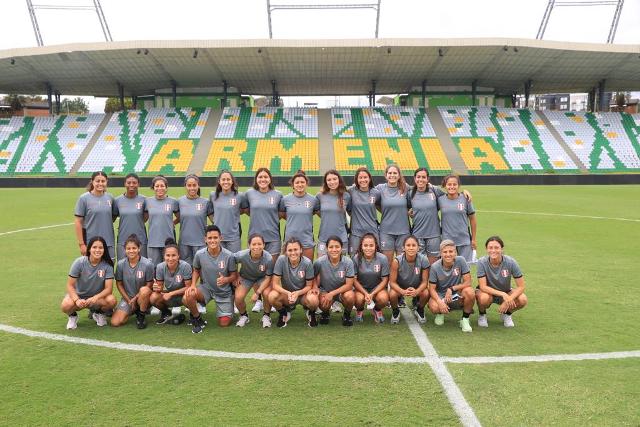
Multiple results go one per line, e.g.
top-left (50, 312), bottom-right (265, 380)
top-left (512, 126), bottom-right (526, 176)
top-left (62, 226), bottom-right (527, 333)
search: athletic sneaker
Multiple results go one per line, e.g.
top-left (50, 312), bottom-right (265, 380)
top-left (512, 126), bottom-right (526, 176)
top-left (170, 313), bottom-right (186, 325)
top-left (319, 312), bottom-right (330, 325)
top-left (415, 306), bottom-right (426, 324)
top-left (372, 309), bottom-right (385, 324)
top-left (135, 312), bottom-right (147, 330)
top-left (477, 314), bottom-right (489, 328)
top-left (156, 309), bottom-right (172, 325)
top-left (66, 313), bottom-right (78, 330)
top-left (342, 313), bottom-right (353, 327)
top-left (236, 314), bottom-right (250, 327)
top-left (434, 314), bottom-right (445, 326)
top-left (330, 301), bottom-right (342, 313)
top-left (252, 299), bottom-right (263, 313)
top-left (390, 312), bottom-right (401, 324)
top-left (150, 306), bottom-right (161, 316)
top-left (262, 314), bottom-right (272, 328)
top-left (501, 313), bottom-right (515, 328)
top-left (277, 311), bottom-right (289, 328)
top-left (306, 310), bottom-right (318, 328)
top-left (92, 312), bottom-right (107, 327)
top-left (398, 296), bottom-right (406, 308)
top-left (355, 310), bottom-right (364, 322)
top-left (460, 317), bottom-right (472, 333)
top-left (191, 316), bottom-right (205, 334)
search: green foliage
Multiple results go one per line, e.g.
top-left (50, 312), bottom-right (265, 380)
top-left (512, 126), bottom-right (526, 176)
top-left (60, 97), bottom-right (89, 114)
top-left (104, 97), bottom-right (134, 113)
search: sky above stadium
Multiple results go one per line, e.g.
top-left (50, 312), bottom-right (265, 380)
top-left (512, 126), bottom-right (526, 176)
top-left (1, 0), bottom-right (639, 110)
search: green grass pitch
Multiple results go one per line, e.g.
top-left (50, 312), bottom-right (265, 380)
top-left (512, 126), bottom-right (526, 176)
top-left (0, 185), bottom-right (638, 426)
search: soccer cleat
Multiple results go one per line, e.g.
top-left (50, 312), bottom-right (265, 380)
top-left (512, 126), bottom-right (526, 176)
top-left (66, 313), bottom-right (78, 330)
top-left (342, 313), bottom-right (353, 327)
top-left (92, 312), bottom-right (107, 327)
top-left (251, 299), bottom-right (263, 313)
top-left (156, 309), bottom-right (172, 325)
top-left (355, 310), bottom-right (364, 322)
top-left (261, 314), bottom-right (272, 328)
top-left (135, 312), bottom-right (147, 330)
top-left (306, 310), bottom-right (318, 328)
top-left (415, 306), bottom-right (426, 324)
top-left (460, 317), bottom-right (472, 333)
top-left (501, 314), bottom-right (515, 328)
top-left (319, 312), bottom-right (330, 325)
top-left (236, 314), bottom-right (250, 327)
top-left (372, 309), bottom-right (385, 324)
top-left (434, 314), bottom-right (445, 326)
top-left (330, 301), bottom-right (342, 313)
top-left (390, 312), bottom-right (401, 324)
top-left (477, 314), bottom-right (489, 328)
top-left (170, 313), bottom-right (186, 325)
top-left (191, 316), bottom-right (205, 334)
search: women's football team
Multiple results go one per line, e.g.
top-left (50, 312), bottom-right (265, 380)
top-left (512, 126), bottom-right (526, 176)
top-left (63, 166), bottom-right (528, 333)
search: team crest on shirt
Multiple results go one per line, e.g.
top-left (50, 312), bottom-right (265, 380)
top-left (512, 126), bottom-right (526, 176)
top-left (453, 268), bottom-right (460, 276)
top-left (369, 196), bottom-right (376, 204)
top-left (136, 270), bottom-right (144, 279)
top-left (501, 269), bottom-right (509, 278)
top-left (135, 202), bottom-right (143, 210)
top-left (457, 203), bottom-right (464, 211)
top-left (269, 197), bottom-right (275, 205)
top-left (374, 264), bottom-right (380, 272)
top-left (164, 204), bottom-right (172, 211)
top-left (414, 267), bottom-right (420, 275)
top-left (196, 204), bottom-right (203, 211)
top-left (429, 193), bottom-right (435, 201)
top-left (298, 270), bottom-right (305, 278)
top-left (218, 261), bottom-right (225, 269)
top-left (230, 198), bottom-right (237, 206)
top-left (98, 269), bottom-right (105, 278)
top-left (304, 201), bottom-right (312, 209)
top-left (338, 270), bottom-right (345, 278)
top-left (107, 200), bottom-right (112, 207)
top-left (259, 264), bottom-right (265, 272)
top-left (176, 275), bottom-right (182, 283)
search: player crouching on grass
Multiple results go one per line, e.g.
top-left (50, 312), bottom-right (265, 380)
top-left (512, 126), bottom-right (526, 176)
top-left (61, 236), bottom-right (117, 329)
top-left (388, 235), bottom-right (430, 324)
top-left (314, 236), bottom-right (356, 326)
top-left (150, 238), bottom-right (191, 326)
top-left (184, 225), bottom-right (238, 333)
top-left (427, 240), bottom-right (474, 332)
top-left (475, 236), bottom-right (527, 328)
top-left (352, 233), bottom-right (390, 323)
top-left (269, 237), bottom-right (319, 328)
top-left (111, 234), bottom-right (154, 329)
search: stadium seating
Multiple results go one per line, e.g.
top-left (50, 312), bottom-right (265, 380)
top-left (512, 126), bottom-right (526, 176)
top-left (0, 114), bottom-right (104, 175)
top-left (544, 111), bottom-right (640, 171)
top-left (203, 107), bottom-right (319, 176)
top-left (78, 107), bottom-right (209, 175)
top-left (332, 107), bottom-right (451, 174)
top-left (439, 107), bottom-right (578, 174)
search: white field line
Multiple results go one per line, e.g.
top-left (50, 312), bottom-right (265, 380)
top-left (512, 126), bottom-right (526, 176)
top-left (0, 323), bottom-right (426, 365)
top-left (400, 308), bottom-right (482, 427)
top-left (442, 350), bottom-right (640, 364)
top-left (0, 222), bottom-right (74, 237)
top-left (478, 210), bottom-right (640, 223)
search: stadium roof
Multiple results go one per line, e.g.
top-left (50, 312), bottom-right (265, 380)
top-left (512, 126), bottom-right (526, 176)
top-left (1, 38), bottom-right (639, 97)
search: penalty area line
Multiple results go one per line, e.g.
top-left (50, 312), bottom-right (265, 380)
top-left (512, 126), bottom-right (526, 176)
top-left (0, 222), bottom-right (74, 237)
top-left (0, 323), bottom-right (427, 365)
top-left (478, 210), bottom-right (640, 223)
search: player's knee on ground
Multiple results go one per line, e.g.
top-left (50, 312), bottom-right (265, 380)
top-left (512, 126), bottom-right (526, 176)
top-left (218, 315), bottom-right (232, 327)
top-left (110, 311), bottom-right (127, 327)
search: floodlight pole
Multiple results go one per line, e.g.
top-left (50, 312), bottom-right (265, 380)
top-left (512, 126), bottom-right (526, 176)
top-left (536, 0), bottom-right (624, 43)
top-left (26, 0), bottom-right (44, 47)
top-left (267, 1), bottom-right (382, 39)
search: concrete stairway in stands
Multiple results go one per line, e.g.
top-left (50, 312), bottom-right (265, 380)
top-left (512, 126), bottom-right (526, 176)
top-left (317, 109), bottom-right (335, 173)
top-left (426, 108), bottom-right (468, 174)
top-left (538, 112), bottom-right (587, 172)
top-left (70, 113), bottom-right (111, 174)
top-left (189, 108), bottom-right (221, 175)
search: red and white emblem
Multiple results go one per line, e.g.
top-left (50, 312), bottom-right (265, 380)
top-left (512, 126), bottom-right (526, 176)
top-left (298, 270), bottom-right (305, 278)
top-left (374, 264), bottom-right (380, 272)
top-left (176, 274), bottom-right (182, 283)
top-left (338, 270), bottom-right (345, 278)
top-left (454, 268), bottom-right (460, 276)
top-left (136, 270), bottom-right (144, 279)
top-left (196, 203), bottom-right (203, 211)
top-left (136, 202), bottom-right (142, 210)
top-left (164, 204), bottom-right (172, 211)
top-left (305, 201), bottom-right (311, 209)
top-left (98, 269), bottom-right (105, 278)
top-left (369, 196), bottom-right (376, 204)
top-left (269, 197), bottom-right (275, 205)
top-left (501, 269), bottom-right (509, 278)
top-left (230, 198), bottom-right (237, 206)
top-left (107, 200), bottom-right (112, 207)
top-left (218, 261), bottom-right (225, 269)
top-left (414, 267), bottom-right (420, 275)
top-left (259, 264), bottom-right (265, 272)
top-left (457, 203), bottom-right (464, 211)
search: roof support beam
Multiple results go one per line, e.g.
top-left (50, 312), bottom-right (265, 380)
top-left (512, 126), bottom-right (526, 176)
top-left (222, 80), bottom-right (228, 109)
top-left (54, 91), bottom-right (61, 115)
top-left (421, 79), bottom-right (427, 108)
top-left (46, 83), bottom-right (52, 115)
top-left (117, 82), bottom-right (124, 110)
top-left (171, 80), bottom-right (177, 108)
top-left (524, 80), bottom-right (532, 108)
top-left (597, 79), bottom-right (606, 111)
top-left (471, 80), bottom-right (478, 106)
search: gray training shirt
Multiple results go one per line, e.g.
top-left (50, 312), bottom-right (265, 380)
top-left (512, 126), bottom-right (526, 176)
top-left (234, 249), bottom-right (274, 282)
top-left (313, 255), bottom-right (355, 292)
top-left (394, 253), bottom-right (430, 289)
top-left (280, 193), bottom-right (318, 247)
top-left (476, 255), bottom-right (523, 292)
top-left (178, 196), bottom-right (212, 246)
top-left (115, 256), bottom-right (154, 298)
top-left (74, 192), bottom-right (115, 246)
top-left (316, 192), bottom-right (351, 243)
top-left (155, 260), bottom-right (192, 292)
top-left (347, 186), bottom-right (380, 237)
top-left (429, 256), bottom-right (470, 295)
top-left (113, 194), bottom-right (147, 245)
top-left (192, 247), bottom-right (237, 299)
top-left (375, 183), bottom-right (411, 236)
top-left (410, 189), bottom-right (441, 239)
top-left (353, 252), bottom-right (389, 292)
top-left (145, 196), bottom-right (179, 248)
top-left (68, 256), bottom-right (114, 297)
top-left (209, 191), bottom-right (246, 242)
top-left (245, 188), bottom-right (282, 243)
top-left (438, 194), bottom-right (475, 246)
top-left (273, 255), bottom-right (315, 292)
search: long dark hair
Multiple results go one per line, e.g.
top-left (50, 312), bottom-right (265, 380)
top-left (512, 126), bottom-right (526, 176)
top-left (163, 237), bottom-right (179, 256)
top-left (184, 174), bottom-right (201, 197)
top-left (86, 171), bottom-right (108, 192)
top-left (357, 232), bottom-right (380, 259)
top-left (385, 164), bottom-right (407, 195)
top-left (411, 167), bottom-right (429, 199)
top-left (289, 169), bottom-right (309, 187)
top-left (253, 167), bottom-right (274, 191)
top-left (214, 170), bottom-right (238, 199)
top-left (86, 235), bottom-right (113, 267)
top-left (353, 167), bottom-right (373, 190)
top-left (321, 169), bottom-right (347, 210)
